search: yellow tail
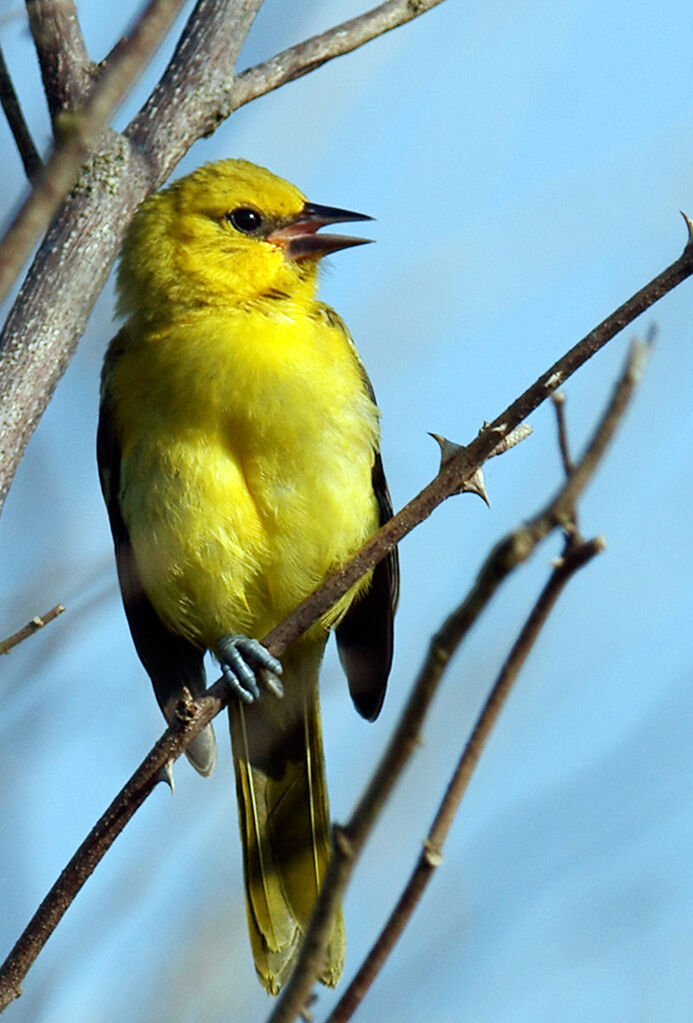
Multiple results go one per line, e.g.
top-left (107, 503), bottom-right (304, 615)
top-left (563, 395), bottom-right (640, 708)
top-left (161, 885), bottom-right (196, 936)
top-left (228, 639), bottom-right (345, 994)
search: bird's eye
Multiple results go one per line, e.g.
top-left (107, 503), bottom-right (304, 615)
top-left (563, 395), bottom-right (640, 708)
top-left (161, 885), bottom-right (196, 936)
top-left (226, 207), bottom-right (264, 234)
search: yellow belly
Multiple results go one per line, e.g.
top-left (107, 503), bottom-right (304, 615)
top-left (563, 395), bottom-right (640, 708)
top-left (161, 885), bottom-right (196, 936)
top-left (111, 305), bottom-right (379, 648)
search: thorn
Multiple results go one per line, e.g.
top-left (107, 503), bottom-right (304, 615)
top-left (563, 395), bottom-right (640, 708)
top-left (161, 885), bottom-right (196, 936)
top-left (681, 210), bottom-right (693, 249)
top-left (155, 760), bottom-right (175, 792)
top-left (463, 467), bottom-right (490, 506)
top-left (429, 431), bottom-right (464, 470)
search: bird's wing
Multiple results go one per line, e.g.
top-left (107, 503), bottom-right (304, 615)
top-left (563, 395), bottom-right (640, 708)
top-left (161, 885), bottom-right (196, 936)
top-left (336, 428), bottom-right (399, 722)
top-left (97, 383), bottom-right (216, 775)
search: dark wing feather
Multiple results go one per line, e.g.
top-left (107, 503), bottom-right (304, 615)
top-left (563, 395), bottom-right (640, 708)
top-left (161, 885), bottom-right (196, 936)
top-left (336, 448), bottom-right (399, 721)
top-left (97, 389), bottom-right (216, 775)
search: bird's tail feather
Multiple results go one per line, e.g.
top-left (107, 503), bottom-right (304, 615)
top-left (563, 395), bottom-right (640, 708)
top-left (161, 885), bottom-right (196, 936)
top-left (228, 639), bottom-right (345, 994)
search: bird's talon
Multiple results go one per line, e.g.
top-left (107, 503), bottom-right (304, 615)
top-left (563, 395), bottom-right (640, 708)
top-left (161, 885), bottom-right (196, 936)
top-left (217, 634), bottom-right (282, 704)
top-left (220, 663), bottom-right (256, 703)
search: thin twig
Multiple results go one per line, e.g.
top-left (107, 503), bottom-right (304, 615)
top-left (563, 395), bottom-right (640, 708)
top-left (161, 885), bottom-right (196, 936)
top-left (552, 392), bottom-right (573, 477)
top-left (0, 604), bottom-right (65, 655)
top-left (0, 0), bottom-right (188, 306)
top-left (0, 44), bottom-right (42, 179)
top-left (326, 535), bottom-right (603, 1023)
top-left (0, 341), bottom-right (649, 1013)
top-left (230, 0), bottom-right (448, 109)
top-left (25, 0), bottom-right (93, 121)
top-left (267, 340), bottom-right (649, 1023)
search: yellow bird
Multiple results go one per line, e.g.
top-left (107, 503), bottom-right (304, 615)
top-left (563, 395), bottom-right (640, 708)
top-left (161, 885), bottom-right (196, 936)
top-left (97, 159), bottom-right (398, 993)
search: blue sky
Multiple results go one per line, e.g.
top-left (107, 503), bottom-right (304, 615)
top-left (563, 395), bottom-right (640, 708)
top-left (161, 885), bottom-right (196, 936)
top-left (1, 1), bottom-right (693, 1020)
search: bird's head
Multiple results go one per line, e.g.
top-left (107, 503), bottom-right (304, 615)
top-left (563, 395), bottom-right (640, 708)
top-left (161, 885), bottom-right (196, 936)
top-left (116, 158), bottom-right (372, 318)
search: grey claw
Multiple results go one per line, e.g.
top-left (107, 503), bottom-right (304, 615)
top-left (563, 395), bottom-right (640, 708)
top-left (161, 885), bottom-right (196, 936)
top-left (216, 634), bottom-right (283, 704)
top-left (221, 662), bottom-right (256, 703)
top-left (238, 637), bottom-right (283, 677)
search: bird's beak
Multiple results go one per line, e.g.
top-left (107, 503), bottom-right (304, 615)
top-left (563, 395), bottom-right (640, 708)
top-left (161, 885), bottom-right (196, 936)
top-left (267, 202), bottom-right (373, 261)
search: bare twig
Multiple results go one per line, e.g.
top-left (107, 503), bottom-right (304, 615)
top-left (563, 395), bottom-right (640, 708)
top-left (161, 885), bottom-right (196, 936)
top-left (25, 0), bottom-right (93, 121)
top-left (0, 339), bottom-right (649, 1012)
top-left (0, 0), bottom-right (188, 307)
top-left (551, 392), bottom-right (574, 477)
top-left (269, 340), bottom-right (649, 1023)
top-left (0, 44), bottom-right (42, 179)
top-left (326, 535), bottom-right (602, 1023)
top-left (0, 604), bottom-right (65, 655)
top-left (230, 0), bottom-right (448, 109)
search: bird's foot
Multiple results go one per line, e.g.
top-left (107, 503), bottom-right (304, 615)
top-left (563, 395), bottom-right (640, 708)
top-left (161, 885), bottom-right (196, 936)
top-left (215, 634), bottom-right (283, 703)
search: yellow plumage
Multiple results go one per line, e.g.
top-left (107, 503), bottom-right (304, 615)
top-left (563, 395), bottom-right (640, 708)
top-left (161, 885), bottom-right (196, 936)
top-left (109, 302), bottom-right (379, 644)
top-left (98, 159), bottom-right (397, 993)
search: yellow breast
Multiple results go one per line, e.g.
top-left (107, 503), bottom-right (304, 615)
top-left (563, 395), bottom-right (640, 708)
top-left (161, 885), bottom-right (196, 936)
top-left (109, 301), bottom-right (380, 648)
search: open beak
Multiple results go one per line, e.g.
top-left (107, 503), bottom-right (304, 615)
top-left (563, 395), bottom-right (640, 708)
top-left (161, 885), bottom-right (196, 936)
top-left (267, 202), bottom-right (373, 261)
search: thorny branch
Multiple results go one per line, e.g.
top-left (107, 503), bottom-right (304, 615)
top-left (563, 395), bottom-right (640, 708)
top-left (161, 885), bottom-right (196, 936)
top-left (0, 335), bottom-right (649, 1011)
top-left (261, 223), bottom-right (691, 660)
top-left (0, 0), bottom-right (685, 1015)
top-left (268, 340), bottom-right (649, 1023)
top-left (325, 349), bottom-right (650, 1021)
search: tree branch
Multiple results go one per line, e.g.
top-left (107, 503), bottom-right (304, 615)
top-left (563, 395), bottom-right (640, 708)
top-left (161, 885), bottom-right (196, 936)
top-left (230, 0), bottom-right (448, 109)
top-left (0, 44), bottom-right (43, 179)
top-left (257, 228), bottom-right (686, 659)
top-left (269, 340), bottom-right (649, 1023)
top-left (0, 0), bottom-right (676, 522)
top-left (328, 345), bottom-right (651, 1017)
top-left (125, 0), bottom-right (264, 161)
top-left (25, 0), bottom-right (93, 122)
top-left (551, 392), bottom-right (574, 477)
top-left (325, 349), bottom-right (651, 1019)
top-left (0, 0), bottom-right (189, 307)
top-left (0, 603), bottom-right (65, 655)
top-left (0, 0), bottom-right (452, 523)
top-left (326, 535), bottom-right (603, 1023)
top-left (0, 331), bottom-right (648, 1012)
